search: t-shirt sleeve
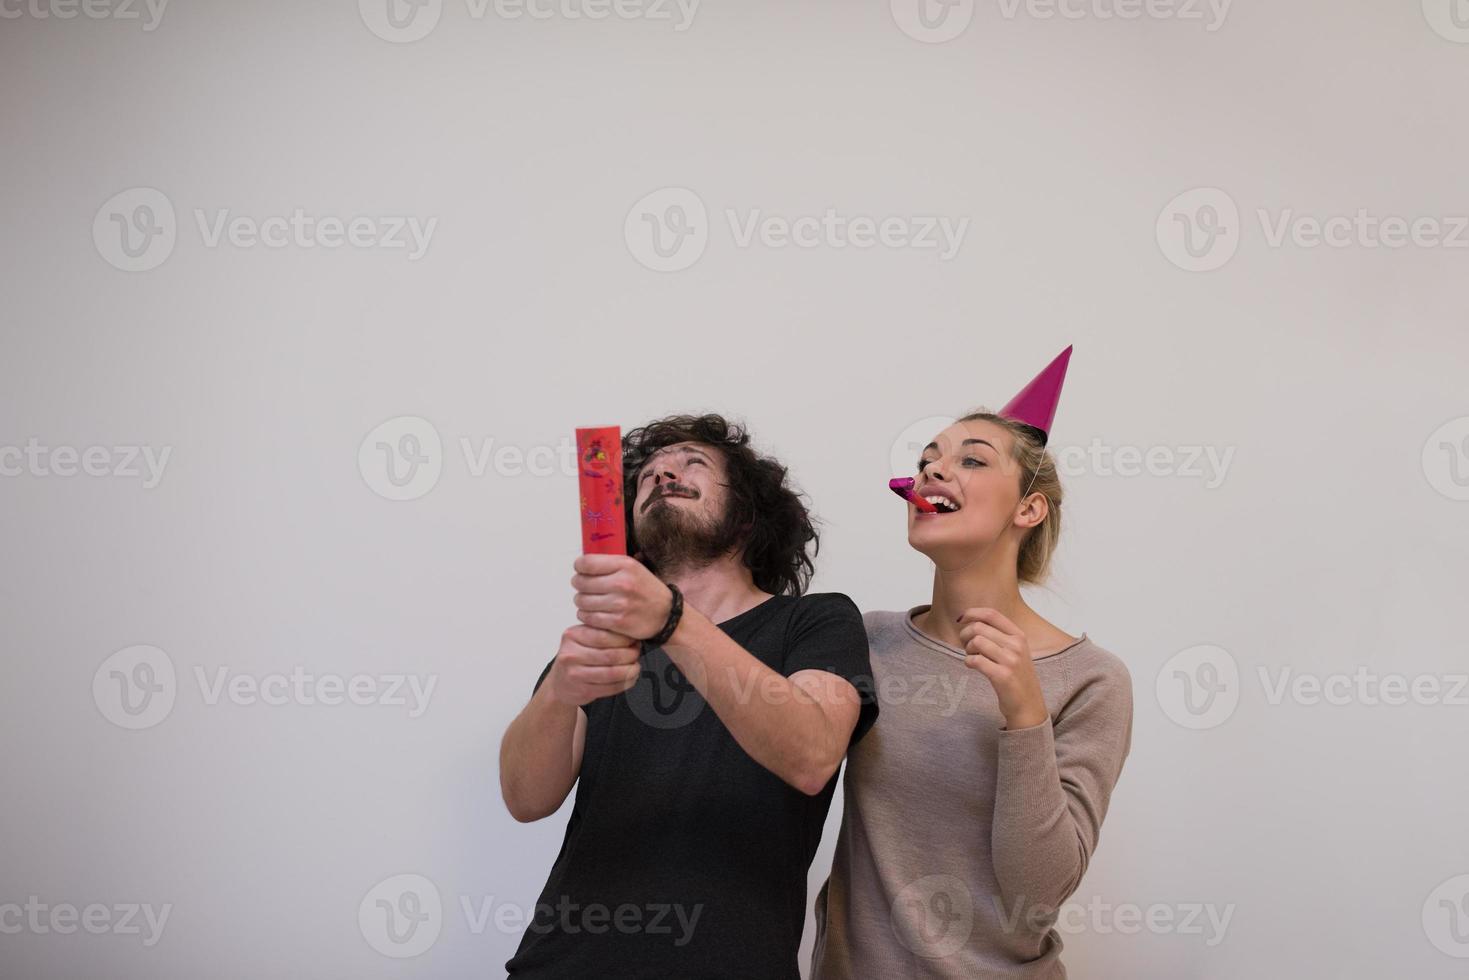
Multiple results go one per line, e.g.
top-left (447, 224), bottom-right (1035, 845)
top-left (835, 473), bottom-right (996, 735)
top-left (531, 656), bottom-right (556, 695)
top-left (781, 592), bottom-right (879, 746)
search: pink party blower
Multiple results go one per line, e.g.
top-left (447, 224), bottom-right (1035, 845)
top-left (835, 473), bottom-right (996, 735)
top-left (889, 477), bottom-right (938, 513)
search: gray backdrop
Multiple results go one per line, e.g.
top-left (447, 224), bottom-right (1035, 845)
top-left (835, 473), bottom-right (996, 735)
top-left (3, 0), bottom-right (1468, 977)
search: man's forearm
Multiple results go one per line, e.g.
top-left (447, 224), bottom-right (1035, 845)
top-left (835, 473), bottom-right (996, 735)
top-left (499, 683), bottom-right (581, 822)
top-left (662, 608), bottom-right (853, 795)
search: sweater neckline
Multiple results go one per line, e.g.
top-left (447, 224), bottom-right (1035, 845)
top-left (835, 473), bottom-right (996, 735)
top-left (902, 604), bottom-right (1089, 663)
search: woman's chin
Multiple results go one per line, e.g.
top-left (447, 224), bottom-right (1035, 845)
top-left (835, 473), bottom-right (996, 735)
top-left (906, 518), bottom-right (979, 555)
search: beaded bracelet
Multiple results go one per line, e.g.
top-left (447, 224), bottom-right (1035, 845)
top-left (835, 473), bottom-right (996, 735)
top-left (643, 583), bottom-right (684, 648)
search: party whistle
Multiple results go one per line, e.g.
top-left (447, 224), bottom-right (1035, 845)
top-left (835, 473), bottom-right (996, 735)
top-left (889, 477), bottom-right (938, 513)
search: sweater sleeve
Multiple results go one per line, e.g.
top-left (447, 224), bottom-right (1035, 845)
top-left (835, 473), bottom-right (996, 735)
top-left (989, 654), bottom-right (1134, 913)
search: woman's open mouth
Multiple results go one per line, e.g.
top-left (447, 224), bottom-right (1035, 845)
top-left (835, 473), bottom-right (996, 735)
top-left (920, 495), bottom-right (961, 514)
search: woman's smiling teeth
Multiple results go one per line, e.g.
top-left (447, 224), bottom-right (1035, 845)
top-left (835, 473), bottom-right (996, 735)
top-left (923, 495), bottom-right (960, 513)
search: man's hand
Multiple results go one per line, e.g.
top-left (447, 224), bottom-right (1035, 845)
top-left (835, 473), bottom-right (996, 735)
top-left (546, 624), bottom-right (642, 706)
top-left (570, 554), bottom-right (674, 641)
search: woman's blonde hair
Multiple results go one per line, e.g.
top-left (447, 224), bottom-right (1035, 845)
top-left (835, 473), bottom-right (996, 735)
top-left (957, 409), bottom-right (1063, 585)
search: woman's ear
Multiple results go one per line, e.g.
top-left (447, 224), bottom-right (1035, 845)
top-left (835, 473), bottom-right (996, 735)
top-left (1016, 493), bottom-right (1049, 529)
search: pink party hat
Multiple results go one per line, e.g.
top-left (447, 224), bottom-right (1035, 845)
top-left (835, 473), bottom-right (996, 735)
top-left (997, 345), bottom-right (1072, 444)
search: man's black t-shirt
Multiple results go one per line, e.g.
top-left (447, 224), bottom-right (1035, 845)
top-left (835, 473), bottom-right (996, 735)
top-left (505, 592), bottom-right (878, 980)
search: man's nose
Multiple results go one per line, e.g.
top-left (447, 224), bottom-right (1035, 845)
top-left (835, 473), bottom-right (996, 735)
top-left (654, 467), bottom-right (679, 484)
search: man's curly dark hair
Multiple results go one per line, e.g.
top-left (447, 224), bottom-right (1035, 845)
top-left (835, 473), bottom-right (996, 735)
top-left (621, 414), bottom-right (818, 597)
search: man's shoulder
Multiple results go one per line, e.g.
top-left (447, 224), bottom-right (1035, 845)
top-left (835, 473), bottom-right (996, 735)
top-left (791, 591), bottom-right (862, 616)
top-left (761, 591), bottom-right (863, 632)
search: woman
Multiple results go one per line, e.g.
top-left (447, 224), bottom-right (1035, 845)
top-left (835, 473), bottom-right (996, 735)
top-left (812, 346), bottom-right (1134, 978)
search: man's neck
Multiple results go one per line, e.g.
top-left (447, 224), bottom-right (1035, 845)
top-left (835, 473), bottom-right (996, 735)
top-left (660, 555), bottom-right (772, 626)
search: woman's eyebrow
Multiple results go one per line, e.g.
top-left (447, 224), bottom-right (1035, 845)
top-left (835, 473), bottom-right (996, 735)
top-left (921, 439), bottom-right (994, 455)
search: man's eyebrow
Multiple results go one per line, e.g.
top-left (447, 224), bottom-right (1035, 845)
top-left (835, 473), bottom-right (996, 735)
top-left (639, 445), bottom-right (711, 472)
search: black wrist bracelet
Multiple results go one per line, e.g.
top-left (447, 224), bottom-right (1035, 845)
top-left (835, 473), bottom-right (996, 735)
top-left (644, 583), bottom-right (683, 648)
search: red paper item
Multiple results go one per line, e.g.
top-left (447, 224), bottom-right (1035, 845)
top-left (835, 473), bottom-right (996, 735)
top-left (575, 426), bottom-right (627, 555)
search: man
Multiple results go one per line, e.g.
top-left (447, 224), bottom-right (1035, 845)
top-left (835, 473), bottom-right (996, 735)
top-left (500, 413), bottom-right (877, 979)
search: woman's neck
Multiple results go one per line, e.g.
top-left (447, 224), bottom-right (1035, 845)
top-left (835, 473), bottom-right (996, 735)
top-left (917, 566), bottom-right (1033, 649)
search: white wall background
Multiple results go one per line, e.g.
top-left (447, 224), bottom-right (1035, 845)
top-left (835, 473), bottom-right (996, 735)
top-left (3, 1), bottom-right (1468, 977)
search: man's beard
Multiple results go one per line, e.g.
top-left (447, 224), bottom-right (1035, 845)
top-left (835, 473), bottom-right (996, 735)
top-left (635, 493), bottom-right (744, 576)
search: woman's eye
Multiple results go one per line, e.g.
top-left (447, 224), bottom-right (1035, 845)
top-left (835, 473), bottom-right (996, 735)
top-left (963, 456), bottom-right (986, 467)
